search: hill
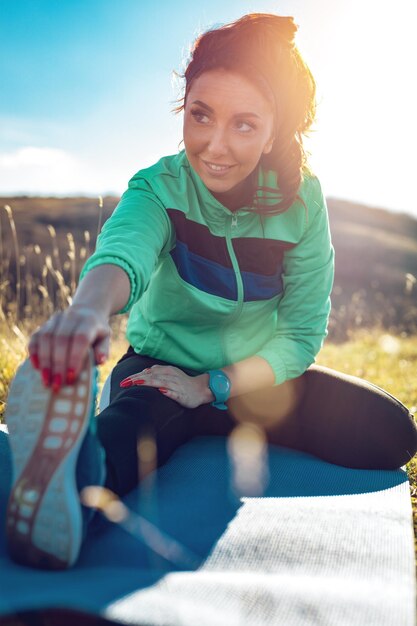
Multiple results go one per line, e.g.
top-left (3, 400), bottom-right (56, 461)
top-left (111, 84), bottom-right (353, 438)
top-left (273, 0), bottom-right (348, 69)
top-left (325, 198), bottom-right (417, 338)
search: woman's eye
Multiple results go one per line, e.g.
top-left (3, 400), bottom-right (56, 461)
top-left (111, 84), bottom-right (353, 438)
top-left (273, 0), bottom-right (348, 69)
top-left (190, 110), bottom-right (210, 123)
top-left (190, 110), bottom-right (255, 133)
top-left (235, 120), bottom-right (255, 133)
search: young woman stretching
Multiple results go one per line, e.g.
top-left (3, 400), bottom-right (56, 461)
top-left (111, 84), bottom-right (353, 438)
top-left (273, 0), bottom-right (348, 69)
top-left (4, 13), bottom-right (417, 570)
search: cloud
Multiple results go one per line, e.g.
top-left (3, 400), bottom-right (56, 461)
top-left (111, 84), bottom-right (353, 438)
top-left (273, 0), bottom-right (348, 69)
top-left (0, 146), bottom-right (75, 169)
top-left (0, 146), bottom-right (118, 196)
top-left (0, 128), bottom-right (181, 196)
top-left (0, 146), bottom-right (83, 195)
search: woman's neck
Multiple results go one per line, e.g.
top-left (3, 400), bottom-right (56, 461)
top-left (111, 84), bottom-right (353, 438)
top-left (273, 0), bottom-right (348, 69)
top-left (210, 175), bottom-right (254, 212)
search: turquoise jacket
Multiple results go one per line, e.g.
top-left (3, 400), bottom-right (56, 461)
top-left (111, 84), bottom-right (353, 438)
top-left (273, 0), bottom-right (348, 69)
top-left (80, 150), bottom-right (334, 384)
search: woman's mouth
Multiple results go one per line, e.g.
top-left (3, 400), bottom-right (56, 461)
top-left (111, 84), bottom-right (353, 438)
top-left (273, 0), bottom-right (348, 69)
top-left (202, 160), bottom-right (235, 176)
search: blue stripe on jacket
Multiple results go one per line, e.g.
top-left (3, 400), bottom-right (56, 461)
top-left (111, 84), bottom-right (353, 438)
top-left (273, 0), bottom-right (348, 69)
top-left (241, 268), bottom-right (283, 301)
top-left (170, 241), bottom-right (283, 302)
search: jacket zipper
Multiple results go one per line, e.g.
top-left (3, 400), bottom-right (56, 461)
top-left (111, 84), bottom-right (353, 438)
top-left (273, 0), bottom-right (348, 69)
top-left (220, 213), bottom-right (244, 364)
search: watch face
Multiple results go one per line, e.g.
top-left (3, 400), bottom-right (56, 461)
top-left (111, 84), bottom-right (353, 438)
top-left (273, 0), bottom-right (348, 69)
top-left (213, 373), bottom-right (230, 394)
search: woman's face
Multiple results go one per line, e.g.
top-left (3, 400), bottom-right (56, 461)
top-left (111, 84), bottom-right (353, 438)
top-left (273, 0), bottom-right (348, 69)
top-left (183, 68), bottom-right (275, 203)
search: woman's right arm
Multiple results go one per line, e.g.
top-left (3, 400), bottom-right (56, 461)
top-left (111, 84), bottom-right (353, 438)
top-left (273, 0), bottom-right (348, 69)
top-left (29, 169), bottom-right (173, 392)
top-left (28, 264), bottom-right (131, 392)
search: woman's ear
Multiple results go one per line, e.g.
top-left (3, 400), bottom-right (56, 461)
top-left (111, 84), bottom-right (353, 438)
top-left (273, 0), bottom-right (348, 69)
top-left (263, 136), bottom-right (275, 155)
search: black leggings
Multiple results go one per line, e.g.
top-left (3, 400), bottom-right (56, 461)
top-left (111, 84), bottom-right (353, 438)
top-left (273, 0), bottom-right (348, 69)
top-left (96, 347), bottom-right (417, 497)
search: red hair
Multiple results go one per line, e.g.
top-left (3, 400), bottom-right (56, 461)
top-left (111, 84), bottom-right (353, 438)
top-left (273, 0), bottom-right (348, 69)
top-left (173, 14), bottom-right (317, 215)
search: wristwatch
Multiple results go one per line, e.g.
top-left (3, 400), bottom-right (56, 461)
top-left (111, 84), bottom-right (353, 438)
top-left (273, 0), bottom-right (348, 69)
top-left (207, 369), bottom-right (231, 410)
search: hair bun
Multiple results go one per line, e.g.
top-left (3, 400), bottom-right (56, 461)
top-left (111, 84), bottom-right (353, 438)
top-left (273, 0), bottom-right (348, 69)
top-left (233, 13), bottom-right (298, 46)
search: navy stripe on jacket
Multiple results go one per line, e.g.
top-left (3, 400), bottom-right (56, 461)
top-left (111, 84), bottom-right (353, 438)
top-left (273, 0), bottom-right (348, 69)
top-left (166, 208), bottom-right (293, 301)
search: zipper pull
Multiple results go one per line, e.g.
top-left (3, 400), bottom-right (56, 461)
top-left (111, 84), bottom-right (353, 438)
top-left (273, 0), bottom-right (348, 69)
top-left (231, 214), bottom-right (238, 228)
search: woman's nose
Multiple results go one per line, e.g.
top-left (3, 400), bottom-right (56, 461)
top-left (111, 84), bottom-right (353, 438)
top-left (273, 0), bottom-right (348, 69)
top-left (207, 126), bottom-right (229, 156)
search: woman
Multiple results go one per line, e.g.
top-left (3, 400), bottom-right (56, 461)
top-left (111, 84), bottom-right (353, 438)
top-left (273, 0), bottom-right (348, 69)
top-left (5, 13), bottom-right (417, 570)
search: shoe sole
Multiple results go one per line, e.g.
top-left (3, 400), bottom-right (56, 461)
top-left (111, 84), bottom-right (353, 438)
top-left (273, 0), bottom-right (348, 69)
top-left (5, 351), bottom-right (97, 570)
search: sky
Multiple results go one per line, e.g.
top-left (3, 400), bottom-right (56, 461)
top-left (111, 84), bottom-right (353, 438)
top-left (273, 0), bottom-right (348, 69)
top-left (1, 0), bottom-right (416, 218)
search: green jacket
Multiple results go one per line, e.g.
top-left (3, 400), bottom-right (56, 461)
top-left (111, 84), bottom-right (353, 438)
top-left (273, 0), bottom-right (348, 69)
top-left (80, 150), bottom-right (334, 384)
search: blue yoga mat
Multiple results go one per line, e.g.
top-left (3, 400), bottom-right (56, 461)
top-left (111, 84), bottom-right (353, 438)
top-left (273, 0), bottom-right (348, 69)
top-left (0, 426), bottom-right (414, 625)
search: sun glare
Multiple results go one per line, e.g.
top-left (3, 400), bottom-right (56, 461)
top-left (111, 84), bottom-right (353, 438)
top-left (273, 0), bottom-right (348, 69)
top-left (303, 0), bottom-right (416, 213)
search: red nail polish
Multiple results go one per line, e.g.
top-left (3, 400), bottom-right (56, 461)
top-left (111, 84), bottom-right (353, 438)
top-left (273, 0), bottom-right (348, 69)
top-left (120, 380), bottom-right (133, 388)
top-left (97, 353), bottom-right (106, 365)
top-left (52, 374), bottom-right (62, 393)
top-left (41, 368), bottom-right (51, 386)
top-left (30, 354), bottom-right (40, 369)
top-left (159, 387), bottom-right (168, 393)
top-left (133, 379), bottom-right (146, 385)
top-left (66, 369), bottom-right (75, 384)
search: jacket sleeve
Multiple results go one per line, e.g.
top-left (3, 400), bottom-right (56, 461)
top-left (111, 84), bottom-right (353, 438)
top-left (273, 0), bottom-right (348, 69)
top-left (255, 176), bottom-right (335, 385)
top-left (79, 173), bottom-right (172, 314)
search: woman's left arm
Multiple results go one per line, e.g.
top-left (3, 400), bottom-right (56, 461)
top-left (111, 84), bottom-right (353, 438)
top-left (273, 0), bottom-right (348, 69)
top-left (119, 354), bottom-right (275, 408)
top-left (252, 176), bottom-right (335, 386)
top-left (210, 178), bottom-right (334, 399)
top-left (120, 177), bottom-right (334, 407)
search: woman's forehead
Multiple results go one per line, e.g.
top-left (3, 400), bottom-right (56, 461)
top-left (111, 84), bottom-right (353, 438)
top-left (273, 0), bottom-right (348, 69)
top-left (187, 69), bottom-right (274, 113)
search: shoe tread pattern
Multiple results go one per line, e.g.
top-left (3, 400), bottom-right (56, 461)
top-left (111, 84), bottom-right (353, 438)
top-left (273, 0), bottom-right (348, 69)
top-left (5, 352), bottom-right (95, 570)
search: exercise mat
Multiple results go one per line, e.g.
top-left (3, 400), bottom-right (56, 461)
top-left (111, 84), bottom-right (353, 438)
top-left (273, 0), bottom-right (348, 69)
top-left (0, 425), bottom-right (415, 626)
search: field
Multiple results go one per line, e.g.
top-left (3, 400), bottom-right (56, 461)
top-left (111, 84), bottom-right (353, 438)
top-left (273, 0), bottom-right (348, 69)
top-left (1, 196), bottom-right (417, 570)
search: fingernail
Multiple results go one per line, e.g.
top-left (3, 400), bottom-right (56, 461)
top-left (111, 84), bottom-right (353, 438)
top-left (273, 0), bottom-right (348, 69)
top-left (41, 368), bottom-right (51, 387)
top-left (159, 387), bottom-right (168, 393)
top-left (66, 369), bottom-right (76, 384)
top-left (120, 380), bottom-right (133, 388)
top-left (97, 353), bottom-right (106, 365)
top-left (52, 374), bottom-right (62, 394)
top-left (30, 354), bottom-right (40, 369)
top-left (133, 379), bottom-right (145, 386)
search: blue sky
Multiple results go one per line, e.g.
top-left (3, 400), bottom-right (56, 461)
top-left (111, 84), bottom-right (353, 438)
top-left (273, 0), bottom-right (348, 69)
top-left (1, 0), bottom-right (416, 217)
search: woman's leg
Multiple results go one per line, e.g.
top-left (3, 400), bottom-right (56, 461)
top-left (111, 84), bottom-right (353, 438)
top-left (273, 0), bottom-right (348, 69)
top-left (223, 364), bottom-right (417, 470)
top-left (294, 364), bottom-right (417, 469)
top-left (97, 348), bottom-right (417, 496)
top-left (95, 348), bottom-right (197, 497)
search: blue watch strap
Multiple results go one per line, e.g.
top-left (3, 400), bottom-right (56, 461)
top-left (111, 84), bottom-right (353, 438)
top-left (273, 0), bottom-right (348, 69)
top-left (207, 369), bottom-right (231, 410)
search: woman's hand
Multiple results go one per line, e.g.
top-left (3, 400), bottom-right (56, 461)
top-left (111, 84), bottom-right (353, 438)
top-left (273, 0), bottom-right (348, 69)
top-left (28, 304), bottom-right (112, 392)
top-left (119, 365), bottom-right (213, 409)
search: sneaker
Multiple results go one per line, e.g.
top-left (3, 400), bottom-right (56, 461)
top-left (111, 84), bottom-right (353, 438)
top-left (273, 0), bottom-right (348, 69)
top-left (5, 349), bottom-right (103, 569)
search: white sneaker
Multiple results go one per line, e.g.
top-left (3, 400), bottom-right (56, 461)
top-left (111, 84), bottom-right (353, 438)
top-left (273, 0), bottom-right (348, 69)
top-left (5, 350), bottom-right (101, 569)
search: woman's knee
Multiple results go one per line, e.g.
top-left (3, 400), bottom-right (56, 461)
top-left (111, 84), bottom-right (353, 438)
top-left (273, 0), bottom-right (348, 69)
top-left (301, 365), bottom-right (417, 469)
top-left (96, 391), bottom-right (152, 444)
top-left (378, 407), bottom-right (417, 469)
top-left (344, 372), bottom-right (417, 468)
top-left (97, 384), bottom-right (179, 437)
